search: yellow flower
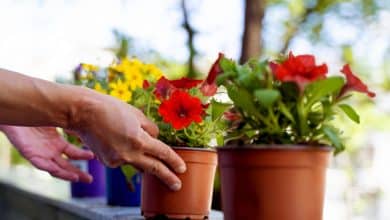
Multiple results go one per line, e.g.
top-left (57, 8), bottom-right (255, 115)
top-left (81, 63), bottom-right (99, 72)
top-left (94, 82), bottom-right (107, 94)
top-left (109, 58), bottom-right (162, 88)
top-left (124, 70), bottom-right (144, 90)
top-left (111, 57), bottom-right (142, 74)
top-left (143, 64), bottom-right (163, 80)
top-left (109, 79), bottom-right (132, 102)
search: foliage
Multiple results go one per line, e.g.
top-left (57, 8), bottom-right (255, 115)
top-left (215, 52), bottom-right (375, 154)
top-left (73, 55), bottom-right (225, 148)
top-left (70, 53), bottom-right (226, 184)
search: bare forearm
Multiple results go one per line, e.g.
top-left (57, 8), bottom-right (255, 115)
top-left (0, 68), bottom-right (91, 128)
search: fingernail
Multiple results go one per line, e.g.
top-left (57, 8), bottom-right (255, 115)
top-left (170, 182), bottom-right (181, 191)
top-left (177, 165), bottom-right (186, 174)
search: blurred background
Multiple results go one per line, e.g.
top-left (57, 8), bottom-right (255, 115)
top-left (0, 0), bottom-right (389, 219)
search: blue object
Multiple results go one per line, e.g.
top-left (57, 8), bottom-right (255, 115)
top-left (71, 158), bottom-right (106, 198)
top-left (105, 167), bottom-right (142, 206)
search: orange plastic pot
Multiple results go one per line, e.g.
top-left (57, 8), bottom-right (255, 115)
top-left (218, 145), bottom-right (332, 220)
top-left (141, 147), bottom-right (217, 219)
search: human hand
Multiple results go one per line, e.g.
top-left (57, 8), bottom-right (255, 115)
top-left (69, 92), bottom-right (186, 191)
top-left (1, 126), bottom-right (94, 183)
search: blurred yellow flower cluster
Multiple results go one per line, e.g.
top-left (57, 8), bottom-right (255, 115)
top-left (78, 57), bottom-right (163, 103)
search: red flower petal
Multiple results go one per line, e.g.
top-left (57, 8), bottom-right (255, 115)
top-left (154, 76), bottom-right (175, 100)
top-left (224, 111), bottom-right (241, 121)
top-left (340, 64), bottom-right (375, 98)
top-left (200, 84), bottom-right (218, 97)
top-left (169, 77), bottom-right (203, 89)
top-left (270, 52), bottom-right (328, 90)
top-left (200, 53), bottom-right (224, 96)
top-left (143, 80), bottom-right (151, 89)
top-left (158, 90), bottom-right (204, 130)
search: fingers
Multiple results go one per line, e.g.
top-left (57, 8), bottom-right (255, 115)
top-left (133, 155), bottom-right (182, 191)
top-left (64, 143), bottom-right (94, 160)
top-left (54, 156), bottom-right (93, 183)
top-left (132, 108), bottom-right (159, 138)
top-left (138, 130), bottom-right (186, 174)
top-left (140, 117), bottom-right (159, 138)
top-left (29, 156), bottom-right (79, 182)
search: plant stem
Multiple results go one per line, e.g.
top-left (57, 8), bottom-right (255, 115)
top-left (297, 95), bottom-right (308, 138)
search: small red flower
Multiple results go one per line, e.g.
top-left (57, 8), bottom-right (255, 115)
top-left (158, 90), bottom-right (203, 130)
top-left (154, 77), bottom-right (175, 100)
top-left (339, 64), bottom-right (375, 98)
top-left (143, 80), bottom-right (151, 89)
top-left (169, 77), bottom-right (203, 89)
top-left (224, 110), bottom-right (241, 121)
top-left (270, 52), bottom-right (328, 90)
top-left (200, 53), bottom-right (224, 96)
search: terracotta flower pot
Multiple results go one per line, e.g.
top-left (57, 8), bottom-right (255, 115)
top-left (141, 147), bottom-right (217, 219)
top-left (218, 145), bottom-right (332, 220)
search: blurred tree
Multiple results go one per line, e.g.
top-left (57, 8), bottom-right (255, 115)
top-left (108, 29), bottom-right (134, 59)
top-left (240, 0), bottom-right (265, 63)
top-left (240, 0), bottom-right (383, 63)
top-left (181, 0), bottom-right (198, 78)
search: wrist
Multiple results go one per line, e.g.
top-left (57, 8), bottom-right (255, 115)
top-left (63, 85), bottom-right (102, 131)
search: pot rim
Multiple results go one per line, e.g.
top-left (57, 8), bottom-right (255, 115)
top-left (171, 146), bottom-right (216, 152)
top-left (216, 144), bottom-right (333, 152)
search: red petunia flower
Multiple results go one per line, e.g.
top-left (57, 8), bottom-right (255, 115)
top-left (270, 52), bottom-right (328, 90)
top-left (169, 77), bottom-right (203, 89)
top-left (154, 76), bottom-right (176, 100)
top-left (200, 53), bottom-right (224, 96)
top-left (158, 90), bottom-right (203, 130)
top-left (339, 64), bottom-right (375, 98)
top-left (158, 90), bottom-right (204, 130)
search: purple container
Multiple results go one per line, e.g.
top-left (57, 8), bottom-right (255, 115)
top-left (70, 158), bottom-right (106, 198)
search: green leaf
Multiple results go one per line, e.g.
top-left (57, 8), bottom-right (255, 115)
top-left (220, 57), bottom-right (236, 72)
top-left (236, 64), bottom-right (251, 76)
top-left (226, 84), bottom-right (260, 118)
top-left (339, 104), bottom-right (360, 123)
top-left (211, 99), bottom-right (231, 121)
top-left (305, 76), bottom-right (344, 106)
top-left (247, 59), bottom-right (266, 81)
top-left (216, 134), bottom-right (224, 146)
top-left (121, 165), bottom-right (137, 182)
top-left (216, 71), bottom-right (236, 85)
top-left (121, 165), bottom-right (139, 192)
top-left (238, 73), bottom-right (258, 90)
top-left (323, 125), bottom-right (345, 155)
top-left (254, 89), bottom-right (281, 107)
top-left (279, 102), bottom-right (295, 122)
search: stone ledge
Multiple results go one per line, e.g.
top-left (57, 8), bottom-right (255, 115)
top-left (0, 167), bottom-right (223, 220)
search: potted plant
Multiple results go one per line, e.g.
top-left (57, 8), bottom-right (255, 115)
top-left (212, 52), bottom-right (375, 220)
top-left (132, 59), bottom-right (227, 219)
top-left (73, 59), bottom-right (163, 206)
